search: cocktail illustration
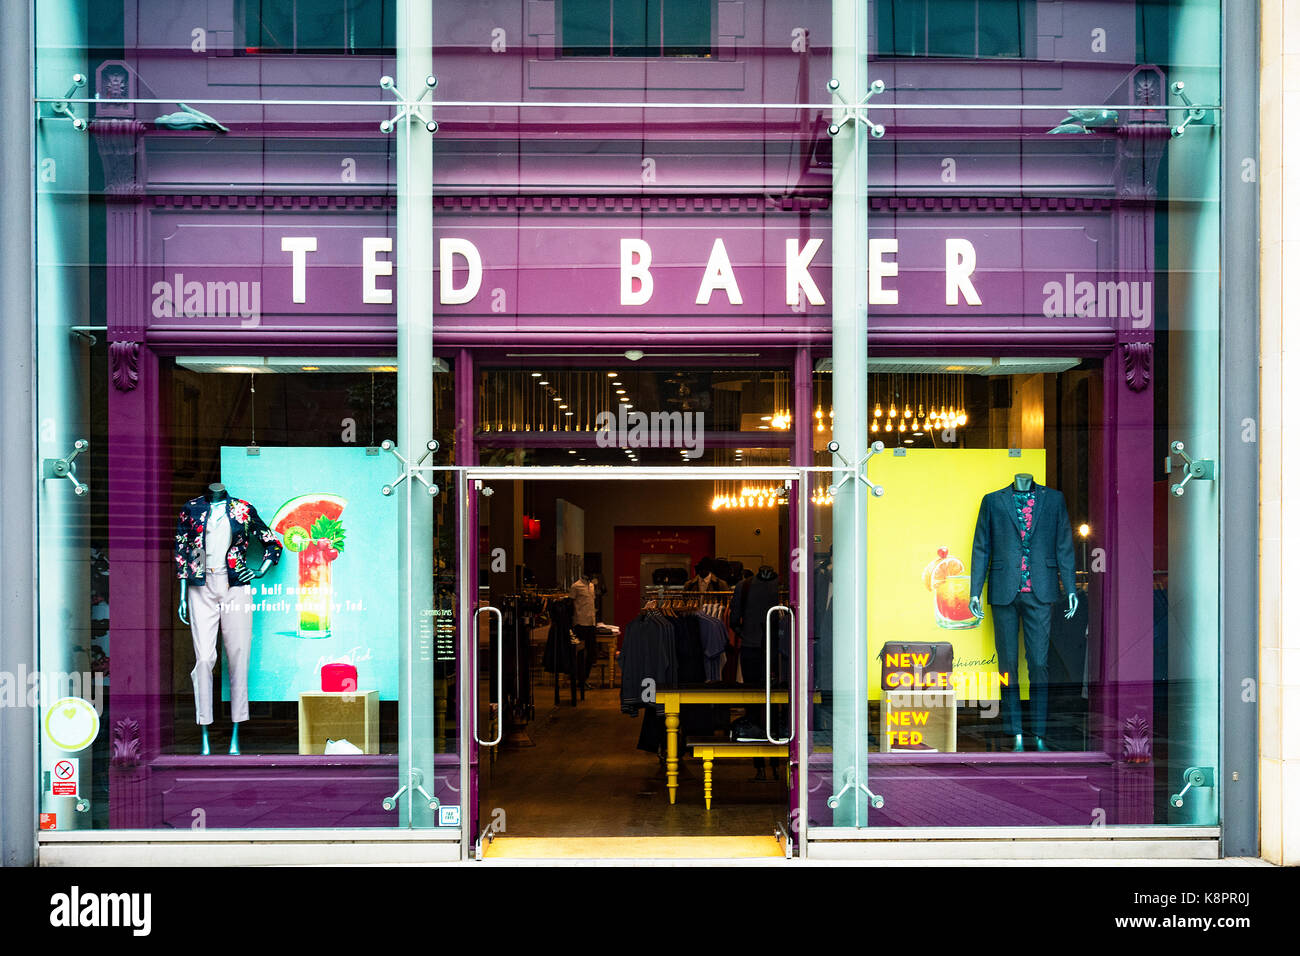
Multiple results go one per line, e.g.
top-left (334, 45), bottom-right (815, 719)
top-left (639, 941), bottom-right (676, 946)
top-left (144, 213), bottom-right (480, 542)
top-left (271, 494), bottom-right (347, 639)
top-left (922, 547), bottom-right (980, 630)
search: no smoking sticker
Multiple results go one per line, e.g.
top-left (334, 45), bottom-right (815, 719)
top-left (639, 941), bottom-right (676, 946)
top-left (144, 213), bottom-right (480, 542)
top-left (51, 758), bottom-right (78, 797)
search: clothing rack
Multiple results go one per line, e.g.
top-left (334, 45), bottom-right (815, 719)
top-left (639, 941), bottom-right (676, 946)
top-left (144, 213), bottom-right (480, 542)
top-left (640, 588), bottom-right (733, 621)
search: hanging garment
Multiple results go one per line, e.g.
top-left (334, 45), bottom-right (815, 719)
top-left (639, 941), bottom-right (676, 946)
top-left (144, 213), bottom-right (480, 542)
top-left (542, 597), bottom-right (576, 674)
top-left (619, 612), bottom-right (677, 715)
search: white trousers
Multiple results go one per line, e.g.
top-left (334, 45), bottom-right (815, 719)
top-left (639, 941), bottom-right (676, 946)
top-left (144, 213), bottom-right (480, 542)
top-left (189, 573), bottom-right (252, 724)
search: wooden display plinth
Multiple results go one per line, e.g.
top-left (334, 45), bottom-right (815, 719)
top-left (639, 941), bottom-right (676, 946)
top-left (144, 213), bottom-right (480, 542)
top-left (298, 691), bottom-right (380, 755)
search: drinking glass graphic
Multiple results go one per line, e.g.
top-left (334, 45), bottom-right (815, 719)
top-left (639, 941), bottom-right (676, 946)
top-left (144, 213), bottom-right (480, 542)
top-left (296, 540), bottom-right (338, 638)
top-left (922, 547), bottom-right (979, 630)
top-left (934, 574), bottom-right (979, 629)
top-left (271, 494), bottom-right (347, 640)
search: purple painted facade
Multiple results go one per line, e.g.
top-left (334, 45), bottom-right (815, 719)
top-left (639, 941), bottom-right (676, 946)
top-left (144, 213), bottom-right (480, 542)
top-left (81, 0), bottom-right (1187, 835)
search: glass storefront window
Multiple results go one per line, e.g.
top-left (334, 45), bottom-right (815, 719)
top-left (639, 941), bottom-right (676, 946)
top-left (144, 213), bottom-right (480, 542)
top-left (30, 0), bottom-right (1228, 854)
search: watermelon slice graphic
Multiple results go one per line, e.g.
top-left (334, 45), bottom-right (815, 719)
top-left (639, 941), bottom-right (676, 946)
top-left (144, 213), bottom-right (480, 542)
top-left (271, 493), bottom-right (347, 552)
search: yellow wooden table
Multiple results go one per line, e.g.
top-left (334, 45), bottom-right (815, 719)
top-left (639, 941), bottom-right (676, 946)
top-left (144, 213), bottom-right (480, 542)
top-left (654, 687), bottom-right (794, 805)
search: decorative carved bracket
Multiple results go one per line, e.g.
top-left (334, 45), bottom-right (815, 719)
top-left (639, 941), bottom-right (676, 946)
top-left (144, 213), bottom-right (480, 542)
top-left (110, 341), bottom-right (140, 391)
top-left (90, 119), bottom-right (147, 201)
top-left (1122, 342), bottom-right (1152, 392)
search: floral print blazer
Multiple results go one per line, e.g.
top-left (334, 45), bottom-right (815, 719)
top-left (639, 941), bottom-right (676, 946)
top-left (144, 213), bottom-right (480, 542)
top-left (174, 495), bottom-right (282, 585)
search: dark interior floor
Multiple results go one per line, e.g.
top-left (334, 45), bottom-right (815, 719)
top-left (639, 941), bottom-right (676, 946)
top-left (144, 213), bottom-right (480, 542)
top-left (481, 687), bottom-right (789, 838)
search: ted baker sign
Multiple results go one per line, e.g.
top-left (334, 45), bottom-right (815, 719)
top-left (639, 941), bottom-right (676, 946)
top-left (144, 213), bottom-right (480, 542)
top-left (148, 232), bottom-right (1147, 322)
top-left (151, 234), bottom-right (981, 314)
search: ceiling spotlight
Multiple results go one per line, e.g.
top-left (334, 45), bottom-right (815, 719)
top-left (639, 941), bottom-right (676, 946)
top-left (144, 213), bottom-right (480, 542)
top-left (531, 372), bottom-right (542, 377)
top-left (607, 372), bottom-right (618, 378)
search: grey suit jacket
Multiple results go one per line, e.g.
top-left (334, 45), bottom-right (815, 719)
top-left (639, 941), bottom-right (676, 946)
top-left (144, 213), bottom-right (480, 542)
top-left (970, 482), bottom-right (1076, 606)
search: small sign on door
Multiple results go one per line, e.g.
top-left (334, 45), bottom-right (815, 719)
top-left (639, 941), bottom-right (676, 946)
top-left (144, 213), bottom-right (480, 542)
top-left (51, 758), bottom-right (78, 797)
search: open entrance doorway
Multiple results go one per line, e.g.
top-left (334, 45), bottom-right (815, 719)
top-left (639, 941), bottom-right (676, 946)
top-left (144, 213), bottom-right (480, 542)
top-left (463, 468), bottom-right (800, 859)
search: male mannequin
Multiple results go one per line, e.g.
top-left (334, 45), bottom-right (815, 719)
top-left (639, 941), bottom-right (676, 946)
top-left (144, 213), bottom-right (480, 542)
top-left (969, 473), bottom-right (1077, 752)
top-left (569, 569), bottom-right (598, 687)
top-left (174, 482), bottom-right (281, 755)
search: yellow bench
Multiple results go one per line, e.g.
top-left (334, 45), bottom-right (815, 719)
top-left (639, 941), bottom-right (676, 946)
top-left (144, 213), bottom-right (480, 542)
top-left (686, 738), bottom-right (787, 810)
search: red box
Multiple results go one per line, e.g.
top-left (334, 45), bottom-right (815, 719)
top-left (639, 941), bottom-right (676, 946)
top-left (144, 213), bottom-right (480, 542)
top-left (320, 663), bottom-right (358, 693)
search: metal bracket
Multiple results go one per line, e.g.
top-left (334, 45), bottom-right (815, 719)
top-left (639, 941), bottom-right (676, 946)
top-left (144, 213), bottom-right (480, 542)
top-left (1168, 440), bottom-right (1216, 497)
top-left (1170, 766), bottom-right (1214, 808)
top-left (825, 439), bottom-right (886, 498)
top-left (48, 74), bottom-right (89, 131)
top-left (379, 74), bottom-right (439, 134)
top-left (825, 77), bottom-right (887, 138)
top-left (42, 439), bottom-right (89, 496)
top-left (773, 821), bottom-right (793, 859)
top-left (475, 823), bottom-right (497, 861)
top-left (382, 767), bottom-right (439, 812)
top-left (379, 439), bottom-right (441, 497)
top-left (1169, 81), bottom-right (1212, 137)
top-left (826, 769), bottom-right (884, 810)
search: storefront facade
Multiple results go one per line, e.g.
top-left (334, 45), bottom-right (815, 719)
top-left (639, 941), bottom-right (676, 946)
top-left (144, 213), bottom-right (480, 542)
top-left (2, 0), bottom-right (1266, 863)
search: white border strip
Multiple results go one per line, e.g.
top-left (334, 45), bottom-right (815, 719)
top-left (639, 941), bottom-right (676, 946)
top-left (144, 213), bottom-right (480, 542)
top-left (807, 826), bottom-right (1221, 841)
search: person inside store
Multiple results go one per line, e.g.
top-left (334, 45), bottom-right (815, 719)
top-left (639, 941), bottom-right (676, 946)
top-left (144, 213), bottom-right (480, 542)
top-left (569, 563), bottom-right (599, 689)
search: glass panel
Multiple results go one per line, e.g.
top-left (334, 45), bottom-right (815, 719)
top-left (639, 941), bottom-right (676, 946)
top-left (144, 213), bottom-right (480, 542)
top-left (30, 0), bottom-right (1226, 849)
top-left (471, 472), bottom-right (793, 839)
top-left (662, 0), bottom-right (712, 57)
top-left (475, 365), bottom-right (797, 467)
top-left (976, 0), bottom-right (1026, 58)
top-left (562, 0), bottom-right (612, 57)
top-left (611, 0), bottom-right (656, 57)
top-left (926, 0), bottom-right (977, 58)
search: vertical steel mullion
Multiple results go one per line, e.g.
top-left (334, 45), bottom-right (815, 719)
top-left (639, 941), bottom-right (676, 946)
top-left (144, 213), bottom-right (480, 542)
top-left (395, 0), bottom-right (436, 832)
top-left (1220, 0), bottom-right (1260, 859)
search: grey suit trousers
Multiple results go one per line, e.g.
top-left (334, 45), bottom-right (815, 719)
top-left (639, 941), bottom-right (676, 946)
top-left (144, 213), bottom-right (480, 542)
top-left (990, 591), bottom-right (1053, 739)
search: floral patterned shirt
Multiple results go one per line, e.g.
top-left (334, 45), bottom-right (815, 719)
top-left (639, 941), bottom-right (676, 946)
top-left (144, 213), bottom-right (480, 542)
top-left (1012, 489), bottom-right (1036, 592)
top-left (174, 495), bottom-right (282, 585)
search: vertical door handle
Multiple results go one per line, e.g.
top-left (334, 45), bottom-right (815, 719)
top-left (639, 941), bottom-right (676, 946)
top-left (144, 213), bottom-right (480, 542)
top-left (472, 606), bottom-right (503, 747)
top-left (765, 604), bottom-right (794, 745)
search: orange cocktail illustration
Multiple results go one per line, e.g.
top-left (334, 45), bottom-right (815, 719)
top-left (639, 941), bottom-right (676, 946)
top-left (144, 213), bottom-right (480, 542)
top-left (922, 548), bottom-right (980, 630)
top-left (271, 494), bottom-right (348, 640)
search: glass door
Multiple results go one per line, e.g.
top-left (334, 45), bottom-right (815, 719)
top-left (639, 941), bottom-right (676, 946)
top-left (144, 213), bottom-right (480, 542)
top-left (462, 466), bottom-right (801, 857)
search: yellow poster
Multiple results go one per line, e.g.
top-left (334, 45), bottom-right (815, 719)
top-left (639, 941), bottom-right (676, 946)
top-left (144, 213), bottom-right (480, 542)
top-left (865, 448), bottom-right (1046, 702)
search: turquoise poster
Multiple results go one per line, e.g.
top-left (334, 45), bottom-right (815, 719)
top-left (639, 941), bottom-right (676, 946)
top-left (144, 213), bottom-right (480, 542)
top-left (219, 446), bottom-right (399, 701)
